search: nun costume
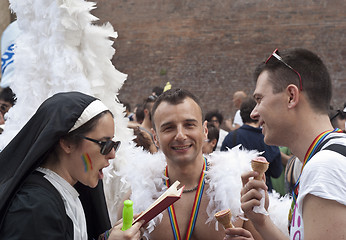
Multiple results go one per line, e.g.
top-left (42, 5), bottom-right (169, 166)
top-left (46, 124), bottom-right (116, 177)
top-left (0, 92), bottom-right (114, 239)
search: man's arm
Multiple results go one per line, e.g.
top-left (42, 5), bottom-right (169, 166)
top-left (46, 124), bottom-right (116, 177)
top-left (303, 194), bottom-right (346, 240)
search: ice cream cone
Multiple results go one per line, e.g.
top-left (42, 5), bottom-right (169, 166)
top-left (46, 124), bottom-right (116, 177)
top-left (214, 209), bottom-right (234, 229)
top-left (251, 156), bottom-right (269, 180)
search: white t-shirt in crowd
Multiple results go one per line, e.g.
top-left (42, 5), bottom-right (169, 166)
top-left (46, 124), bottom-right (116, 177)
top-left (233, 110), bottom-right (243, 127)
top-left (216, 128), bottom-right (228, 151)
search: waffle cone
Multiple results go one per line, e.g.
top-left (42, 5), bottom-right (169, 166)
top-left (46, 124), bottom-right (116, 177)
top-left (251, 157), bottom-right (269, 180)
top-left (214, 209), bottom-right (234, 229)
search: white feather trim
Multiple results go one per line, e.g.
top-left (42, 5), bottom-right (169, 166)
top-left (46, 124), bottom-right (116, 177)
top-left (115, 146), bottom-right (292, 237)
top-left (114, 148), bottom-right (167, 236)
top-left (268, 191), bottom-right (291, 237)
top-left (205, 147), bottom-right (259, 230)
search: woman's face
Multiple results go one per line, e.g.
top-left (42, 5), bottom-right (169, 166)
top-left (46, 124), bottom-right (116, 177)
top-left (68, 112), bottom-right (116, 188)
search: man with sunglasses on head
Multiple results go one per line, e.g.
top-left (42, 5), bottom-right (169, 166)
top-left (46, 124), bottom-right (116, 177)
top-left (225, 48), bottom-right (346, 240)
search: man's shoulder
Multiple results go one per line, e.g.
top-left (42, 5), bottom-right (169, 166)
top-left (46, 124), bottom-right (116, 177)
top-left (320, 133), bottom-right (346, 156)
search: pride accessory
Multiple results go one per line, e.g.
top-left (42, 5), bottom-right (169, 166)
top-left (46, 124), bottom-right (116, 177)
top-left (288, 129), bottom-right (343, 228)
top-left (164, 157), bottom-right (207, 240)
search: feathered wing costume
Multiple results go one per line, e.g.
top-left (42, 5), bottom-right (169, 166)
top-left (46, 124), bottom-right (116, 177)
top-left (116, 146), bottom-right (292, 238)
top-left (2, 0), bottom-right (132, 148)
top-left (0, 0), bottom-right (132, 230)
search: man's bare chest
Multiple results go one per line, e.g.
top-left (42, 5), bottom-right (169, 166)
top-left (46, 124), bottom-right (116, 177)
top-left (148, 189), bottom-right (224, 240)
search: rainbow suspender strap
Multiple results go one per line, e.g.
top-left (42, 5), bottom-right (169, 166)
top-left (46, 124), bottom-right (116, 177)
top-left (288, 128), bottom-right (343, 226)
top-left (164, 157), bottom-right (207, 240)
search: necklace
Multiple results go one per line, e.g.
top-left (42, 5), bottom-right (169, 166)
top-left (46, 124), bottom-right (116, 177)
top-left (182, 185), bottom-right (198, 193)
top-left (168, 179), bottom-right (199, 194)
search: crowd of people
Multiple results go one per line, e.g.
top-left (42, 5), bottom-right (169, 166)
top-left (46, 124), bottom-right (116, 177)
top-left (1, 9), bottom-right (346, 240)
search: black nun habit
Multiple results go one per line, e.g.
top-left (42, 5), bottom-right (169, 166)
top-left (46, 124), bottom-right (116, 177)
top-left (0, 91), bottom-right (111, 239)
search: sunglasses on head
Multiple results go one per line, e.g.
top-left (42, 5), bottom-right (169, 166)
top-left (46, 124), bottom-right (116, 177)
top-left (148, 95), bottom-right (158, 101)
top-left (82, 136), bottom-right (121, 155)
top-left (266, 48), bottom-right (303, 91)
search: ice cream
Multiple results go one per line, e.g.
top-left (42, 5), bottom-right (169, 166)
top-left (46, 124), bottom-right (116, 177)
top-left (251, 156), bottom-right (269, 180)
top-left (214, 209), bottom-right (234, 229)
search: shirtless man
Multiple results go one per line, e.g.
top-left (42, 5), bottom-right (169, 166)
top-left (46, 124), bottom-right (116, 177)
top-left (148, 88), bottom-right (252, 240)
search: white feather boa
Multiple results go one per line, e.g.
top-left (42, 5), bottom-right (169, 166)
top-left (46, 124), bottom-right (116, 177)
top-left (114, 146), bottom-right (291, 238)
top-left (2, 0), bottom-right (133, 154)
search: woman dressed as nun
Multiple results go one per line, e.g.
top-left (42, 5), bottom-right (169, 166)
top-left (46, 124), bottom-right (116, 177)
top-left (0, 92), bottom-right (143, 239)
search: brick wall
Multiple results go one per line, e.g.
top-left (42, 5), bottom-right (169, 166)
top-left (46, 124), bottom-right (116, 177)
top-left (1, 0), bottom-right (344, 123)
top-left (93, 0), bottom-right (345, 123)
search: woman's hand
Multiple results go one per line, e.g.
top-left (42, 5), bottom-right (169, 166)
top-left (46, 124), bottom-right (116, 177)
top-left (100, 219), bottom-right (144, 240)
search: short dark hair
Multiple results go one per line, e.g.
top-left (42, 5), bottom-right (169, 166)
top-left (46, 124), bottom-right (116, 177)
top-left (151, 88), bottom-right (201, 130)
top-left (206, 122), bottom-right (219, 151)
top-left (135, 105), bottom-right (145, 124)
top-left (152, 86), bottom-right (163, 97)
top-left (0, 87), bottom-right (17, 105)
top-left (204, 110), bottom-right (224, 125)
top-left (240, 97), bottom-right (257, 124)
top-left (254, 48), bottom-right (331, 114)
top-left (143, 95), bottom-right (157, 110)
top-left (122, 102), bottom-right (131, 112)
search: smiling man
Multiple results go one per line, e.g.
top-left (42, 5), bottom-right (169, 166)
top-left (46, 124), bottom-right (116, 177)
top-left (225, 48), bottom-right (346, 240)
top-left (149, 88), bottom-right (227, 240)
top-left (142, 88), bottom-right (267, 240)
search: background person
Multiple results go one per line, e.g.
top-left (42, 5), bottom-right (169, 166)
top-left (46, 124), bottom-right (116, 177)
top-left (225, 91), bottom-right (247, 131)
top-left (221, 97), bottom-right (282, 192)
top-left (202, 122), bottom-right (219, 154)
top-left (204, 110), bottom-right (228, 151)
top-left (0, 86), bottom-right (16, 133)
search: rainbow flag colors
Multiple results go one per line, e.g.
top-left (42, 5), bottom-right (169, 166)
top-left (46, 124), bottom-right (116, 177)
top-left (81, 153), bottom-right (93, 172)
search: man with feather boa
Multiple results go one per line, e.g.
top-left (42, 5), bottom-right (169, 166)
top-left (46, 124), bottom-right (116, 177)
top-left (116, 88), bottom-right (291, 240)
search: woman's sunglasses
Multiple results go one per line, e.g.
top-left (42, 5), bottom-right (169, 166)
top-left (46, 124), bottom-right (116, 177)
top-left (82, 136), bottom-right (121, 155)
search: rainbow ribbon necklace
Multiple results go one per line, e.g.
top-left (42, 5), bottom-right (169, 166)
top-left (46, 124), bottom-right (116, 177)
top-left (164, 157), bottom-right (207, 240)
top-left (288, 128), bottom-right (343, 226)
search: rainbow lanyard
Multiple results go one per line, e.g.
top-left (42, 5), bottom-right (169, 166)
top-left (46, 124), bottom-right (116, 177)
top-left (164, 157), bottom-right (207, 240)
top-left (288, 128), bottom-right (343, 225)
